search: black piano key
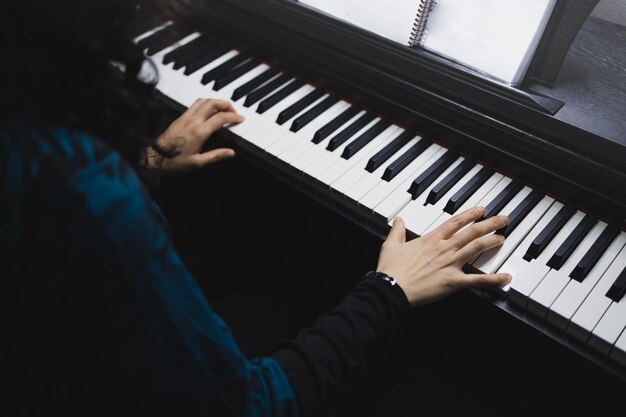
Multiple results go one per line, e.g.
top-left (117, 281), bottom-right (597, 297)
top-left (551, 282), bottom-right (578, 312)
top-left (523, 204), bottom-right (576, 261)
top-left (213, 59), bottom-right (260, 91)
top-left (546, 214), bottom-right (597, 271)
top-left (276, 89), bottom-right (325, 125)
top-left (496, 189), bottom-right (544, 238)
top-left (184, 46), bottom-right (231, 75)
top-left (606, 266), bottom-right (626, 302)
top-left (425, 159), bottom-right (475, 206)
top-left (341, 119), bottom-right (392, 160)
top-left (137, 24), bottom-right (177, 50)
top-left (173, 40), bottom-right (221, 70)
top-left (200, 53), bottom-right (249, 83)
top-left (570, 225), bottom-right (620, 282)
top-left (479, 180), bottom-right (524, 221)
top-left (243, 74), bottom-right (292, 108)
top-left (444, 167), bottom-right (494, 214)
top-left (256, 79), bottom-right (304, 113)
top-left (163, 35), bottom-right (213, 65)
top-left (312, 106), bottom-right (361, 144)
top-left (146, 26), bottom-right (195, 56)
top-left (381, 139), bottom-right (432, 182)
top-left (291, 96), bottom-right (340, 132)
top-left (232, 67), bottom-right (281, 102)
top-left (366, 130), bottom-right (415, 173)
top-left (326, 113), bottom-right (377, 152)
top-left (407, 151), bottom-right (458, 199)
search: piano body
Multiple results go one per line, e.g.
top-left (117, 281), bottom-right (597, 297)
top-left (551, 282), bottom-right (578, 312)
top-left (136, 0), bottom-right (626, 415)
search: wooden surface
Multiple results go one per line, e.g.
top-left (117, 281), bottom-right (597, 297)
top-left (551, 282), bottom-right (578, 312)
top-left (528, 17), bottom-right (626, 146)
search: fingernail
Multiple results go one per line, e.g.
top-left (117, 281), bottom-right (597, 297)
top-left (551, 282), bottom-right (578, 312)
top-left (504, 273), bottom-right (513, 283)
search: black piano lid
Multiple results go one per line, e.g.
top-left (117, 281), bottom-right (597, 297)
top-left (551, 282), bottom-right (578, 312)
top-left (191, 0), bottom-right (626, 225)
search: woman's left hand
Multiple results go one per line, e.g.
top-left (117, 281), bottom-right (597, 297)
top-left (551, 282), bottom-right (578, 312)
top-left (148, 98), bottom-right (245, 175)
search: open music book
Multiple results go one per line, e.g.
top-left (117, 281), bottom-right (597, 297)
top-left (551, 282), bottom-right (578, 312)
top-left (299, 0), bottom-right (558, 86)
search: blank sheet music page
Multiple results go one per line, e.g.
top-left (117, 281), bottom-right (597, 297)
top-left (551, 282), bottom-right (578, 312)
top-left (300, 0), bottom-right (421, 45)
top-left (421, 0), bottom-right (557, 85)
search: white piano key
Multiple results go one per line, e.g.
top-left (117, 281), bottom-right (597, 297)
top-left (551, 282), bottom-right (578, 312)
top-left (472, 188), bottom-right (554, 274)
top-left (526, 221), bottom-right (606, 320)
top-left (589, 264), bottom-right (626, 354)
top-left (277, 101), bottom-right (352, 163)
top-left (394, 157), bottom-right (466, 234)
top-left (496, 201), bottom-right (564, 292)
top-left (568, 244), bottom-right (626, 343)
top-left (411, 164), bottom-right (483, 236)
top-left (290, 110), bottom-right (368, 172)
top-left (134, 22), bottom-right (173, 43)
top-left (343, 135), bottom-right (422, 202)
top-left (304, 118), bottom-right (381, 179)
top-left (610, 322), bottom-right (626, 367)
top-left (548, 232), bottom-right (626, 331)
top-left (507, 209), bottom-right (586, 307)
top-left (320, 125), bottom-right (401, 187)
top-left (422, 172), bottom-right (504, 235)
top-left (368, 147), bottom-right (447, 221)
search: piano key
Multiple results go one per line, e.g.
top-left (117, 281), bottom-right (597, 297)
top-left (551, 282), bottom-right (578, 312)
top-left (570, 225), bottom-right (620, 283)
top-left (291, 96), bottom-right (340, 132)
top-left (546, 214), bottom-right (597, 271)
top-left (568, 243), bottom-right (626, 343)
top-left (366, 130), bottom-right (416, 173)
top-left (341, 119), bottom-right (392, 159)
top-left (589, 264), bottom-right (626, 354)
top-left (257, 79), bottom-right (305, 113)
top-left (326, 113), bottom-right (377, 152)
top-left (443, 167), bottom-right (494, 215)
top-left (479, 180), bottom-right (524, 221)
top-left (200, 53), bottom-right (250, 83)
top-left (243, 73), bottom-right (294, 108)
top-left (277, 101), bottom-right (353, 164)
top-left (374, 152), bottom-right (461, 224)
top-left (360, 146), bottom-right (444, 219)
top-left (329, 126), bottom-right (405, 194)
top-left (425, 159), bottom-right (475, 206)
top-left (526, 222), bottom-right (606, 320)
top-left (313, 106), bottom-right (362, 144)
top-left (610, 321), bottom-right (626, 367)
top-left (423, 172), bottom-right (504, 236)
top-left (319, 125), bottom-right (401, 187)
top-left (135, 22), bottom-right (172, 46)
top-left (472, 188), bottom-right (554, 274)
top-left (523, 204), bottom-right (576, 261)
top-left (505, 208), bottom-right (585, 306)
top-left (213, 59), bottom-right (261, 91)
top-left (231, 67), bottom-right (281, 102)
top-left (161, 34), bottom-right (216, 65)
top-left (496, 189), bottom-right (544, 238)
top-left (277, 89), bottom-right (326, 125)
top-left (401, 164), bottom-right (485, 236)
top-left (145, 25), bottom-right (194, 55)
top-left (606, 266), bottom-right (626, 302)
top-left (340, 134), bottom-right (422, 201)
top-left (172, 39), bottom-right (221, 70)
top-left (290, 110), bottom-right (368, 172)
top-left (381, 139), bottom-right (433, 182)
top-left (407, 151), bottom-right (457, 199)
top-left (547, 232), bottom-right (626, 331)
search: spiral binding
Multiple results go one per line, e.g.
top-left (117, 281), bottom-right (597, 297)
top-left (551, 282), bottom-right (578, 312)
top-left (409, 0), bottom-right (436, 46)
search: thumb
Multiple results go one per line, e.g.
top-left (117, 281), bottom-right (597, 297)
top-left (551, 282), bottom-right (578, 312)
top-left (385, 217), bottom-right (407, 245)
top-left (191, 148), bottom-right (236, 167)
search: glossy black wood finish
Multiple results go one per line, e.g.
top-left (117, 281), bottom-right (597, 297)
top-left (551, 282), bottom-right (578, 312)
top-left (191, 0), bottom-right (625, 228)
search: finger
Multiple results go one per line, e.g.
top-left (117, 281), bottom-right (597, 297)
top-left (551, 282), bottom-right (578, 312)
top-left (454, 233), bottom-right (505, 264)
top-left (462, 273), bottom-right (512, 289)
top-left (385, 217), bottom-right (407, 245)
top-left (450, 215), bottom-right (508, 250)
top-left (193, 99), bottom-right (237, 120)
top-left (428, 206), bottom-right (485, 240)
top-left (193, 111), bottom-right (245, 139)
top-left (187, 98), bottom-right (209, 115)
top-left (189, 148), bottom-right (236, 168)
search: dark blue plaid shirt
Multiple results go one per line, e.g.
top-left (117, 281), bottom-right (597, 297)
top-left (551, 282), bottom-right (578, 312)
top-left (0, 125), bottom-right (298, 417)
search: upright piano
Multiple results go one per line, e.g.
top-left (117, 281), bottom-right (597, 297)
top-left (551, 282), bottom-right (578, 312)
top-left (134, 0), bottom-right (626, 415)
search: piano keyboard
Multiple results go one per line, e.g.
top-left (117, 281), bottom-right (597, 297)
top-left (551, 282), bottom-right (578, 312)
top-left (137, 23), bottom-right (626, 369)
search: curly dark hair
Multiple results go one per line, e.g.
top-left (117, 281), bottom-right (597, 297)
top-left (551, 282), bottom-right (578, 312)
top-left (0, 0), bottom-right (190, 170)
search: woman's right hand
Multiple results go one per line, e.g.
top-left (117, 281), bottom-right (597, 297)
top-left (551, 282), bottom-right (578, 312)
top-left (376, 206), bottom-right (512, 307)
